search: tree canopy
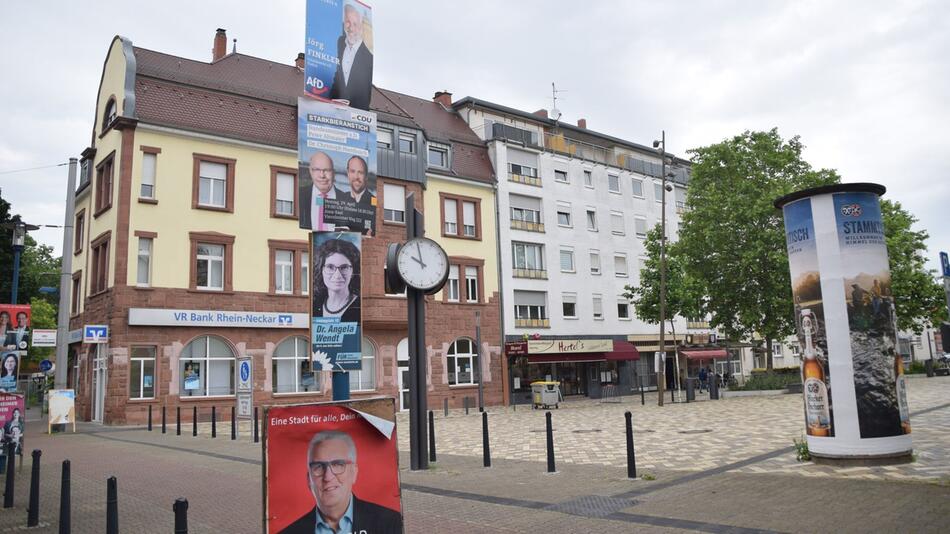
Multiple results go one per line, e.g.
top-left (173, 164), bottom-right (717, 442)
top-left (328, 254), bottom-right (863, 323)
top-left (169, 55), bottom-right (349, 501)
top-left (0, 187), bottom-right (62, 307)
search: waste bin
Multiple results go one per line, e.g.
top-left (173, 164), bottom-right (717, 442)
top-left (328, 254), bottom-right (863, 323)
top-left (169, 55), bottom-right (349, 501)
top-left (685, 377), bottom-right (696, 402)
top-left (530, 381), bottom-right (561, 409)
top-left (709, 373), bottom-right (719, 400)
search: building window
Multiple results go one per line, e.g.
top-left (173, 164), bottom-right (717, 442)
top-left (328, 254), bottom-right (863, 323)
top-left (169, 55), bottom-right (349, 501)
top-left (441, 194), bottom-right (481, 239)
top-left (428, 143), bottom-right (449, 168)
top-left (635, 217), bottom-right (648, 238)
top-left (514, 290), bottom-right (548, 327)
top-left (350, 337), bottom-right (377, 391)
top-left (608, 174), bottom-right (620, 193)
top-left (136, 237), bottom-right (152, 287)
top-left (301, 252), bottom-right (310, 295)
top-left (74, 209), bottom-right (85, 254)
top-left (140, 150), bottom-right (158, 199)
top-left (593, 294), bottom-right (604, 320)
top-left (447, 265), bottom-right (460, 301)
top-left (562, 293), bottom-right (577, 319)
top-left (654, 182), bottom-right (664, 203)
top-left (508, 163), bottom-right (538, 178)
top-left (464, 266), bottom-right (479, 303)
top-left (512, 242), bottom-right (545, 275)
top-left (556, 203), bottom-right (572, 227)
top-left (271, 166), bottom-right (297, 218)
top-left (632, 178), bottom-right (644, 198)
top-left (614, 254), bottom-right (628, 277)
top-left (90, 232), bottom-right (110, 294)
top-left (554, 169), bottom-right (568, 183)
top-left (180, 335), bottom-right (235, 397)
top-left (190, 231), bottom-right (234, 292)
top-left (383, 183), bottom-right (406, 223)
top-left (447, 338), bottom-right (478, 386)
top-left (377, 128), bottom-right (393, 149)
top-left (610, 211), bottom-right (625, 235)
top-left (192, 154), bottom-right (235, 212)
top-left (586, 209), bottom-right (597, 231)
top-left (102, 97), bottom-right (117, 131)
top-left (275, 250), bottom-right (294, 294)
top-left (130, 346), bottom-right (156, 400)
top-left (675, 187), bottom-right (687, 212)
top-left (273, 337), bottom-right (319, 394)
top-left (618, 299), bottom-right (631, 320)
top-left (71, 271), bottom-right (82, 315)
top-left (443, 198), bottom-right (457, 235)
top-left (560, 248), bottom-right (575, 272)
top-left (94, 153), bottom-right (114, 216)
top-left (399, 132), bottom-right (415, 154)
top-left (509, 194), bottom-right (543, 232)
top-left (589, 250), bottom-right (601, 275)
top-left (583, 170), bottom-right (593, 188)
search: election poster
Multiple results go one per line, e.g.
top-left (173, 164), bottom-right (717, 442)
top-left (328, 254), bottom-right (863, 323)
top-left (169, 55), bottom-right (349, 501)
top-left (304, 0), bottom-right (375, 111)
top-left (0, 392), bottom-right (25, 457)
top-left (48, 389), bottom-right (77, 432)
top-left (0, 303), bottom-right (31, 352)
top-left (311, 232), bottom-right (362, 371)
top-left (263, 398), bottom-right (402, 534)
top-left (297, 97), bottom-right (377, 235)
top-left (0, 351), bottom-right (19, 392)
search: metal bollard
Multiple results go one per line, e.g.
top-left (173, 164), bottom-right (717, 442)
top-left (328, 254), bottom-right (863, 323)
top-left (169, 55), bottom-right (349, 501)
top-left (4, 441), bottom-right (15, 508)
top-left (212, 406), bottom-right (217, 438)
top-left (545, 411), bottom-right (556, 473)
top-left (428, 410), bottom-right (436, 463)
top-left (148, 405), bottom-right (153, 431)
top-left (482, 411), bottom-right (491, 467)
top-left (625, 411), bottom-right (637, 479)
top-left (640, 377), bottom-right (645, 406)
top-left (106, 476), bottom-right (118, 534)
top-left (464, 396), bottom-right (469, 415)
top-left (173, 498), bottom-right (189, 534)
top-left (253, 407), bottom-right (260, 443)
top-left (176, 406), bottom-right (181, 436)
top-left (162, 406), bottom-right (167, 434)
top-left (231, 406), bottom-right (236, 440)
top-left (193, 406), bottom-right (197, 437)
top-left (59, 460), bottom-right (70, 534)
top-left (28, 449), bottom-right (41, 526)
top-left (443, 397), bottom-right (448, 417)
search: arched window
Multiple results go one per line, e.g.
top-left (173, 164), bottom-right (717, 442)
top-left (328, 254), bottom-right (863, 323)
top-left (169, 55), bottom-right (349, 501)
top-left (349, 337), bottom-right (376, 392)
top-left (273, 336), bottom-right (318, 394)
top-left (447, 338), bottom-right (478, 386)
top-left (102, 98), bottom-right (117, 132)
top-left (179, 335), bottom-right (235, 397)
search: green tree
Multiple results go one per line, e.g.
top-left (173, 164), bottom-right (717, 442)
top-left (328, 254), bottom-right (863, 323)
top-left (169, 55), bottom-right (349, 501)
top-left (0, 187), bottom-right (62, 307)
top-left (881, 200), bottom-right (947, 332)
top-left (678, 129), bottom-right (840, 370)
top-left (26, 297), bottom-right (57, 362)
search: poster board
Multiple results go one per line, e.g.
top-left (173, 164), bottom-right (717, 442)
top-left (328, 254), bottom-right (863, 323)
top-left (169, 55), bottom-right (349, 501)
top-left (0, 392), bottom-right (25, 457)
top-left (48, 389), bottom-right (77, 433)
top-left (263, 397), bottom-right (402, 533)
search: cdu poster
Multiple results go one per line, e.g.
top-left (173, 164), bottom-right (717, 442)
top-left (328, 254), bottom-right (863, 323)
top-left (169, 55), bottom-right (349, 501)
top-left (304, 0), bottom-right (374, 111)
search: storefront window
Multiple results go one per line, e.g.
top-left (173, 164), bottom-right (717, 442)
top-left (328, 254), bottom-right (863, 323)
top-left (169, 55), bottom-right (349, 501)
top-left (349, 337), bottom-right (376, 391)
top-left (180, 335), bottom-right (235, 397)
top-left (447, 338), bottom-right (478, 385)
top-left (273, 336), bottom-right (318, 394)
top-left (130, 346), bottom-right (156, 399)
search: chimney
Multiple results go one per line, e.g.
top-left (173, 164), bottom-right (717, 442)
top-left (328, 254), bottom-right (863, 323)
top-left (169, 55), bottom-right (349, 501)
top-left (295, 52), bottom-right (305, 69)
top-left (577, 118), bottom-right (587, 129)
top-left (533, 109), bottom-right (548, 119)
top-left (212, 28), bottom-right (227, 61)
top-left (433, 90), bottom-right (453, 108)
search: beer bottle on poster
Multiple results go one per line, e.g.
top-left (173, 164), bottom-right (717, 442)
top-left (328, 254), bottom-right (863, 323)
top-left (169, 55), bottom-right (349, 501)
top-left (800, 309), bottom-right (831, 436)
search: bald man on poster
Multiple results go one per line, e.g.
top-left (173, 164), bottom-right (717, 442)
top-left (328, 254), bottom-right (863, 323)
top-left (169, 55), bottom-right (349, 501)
top-left (280, 430), bottom-right (403, 534)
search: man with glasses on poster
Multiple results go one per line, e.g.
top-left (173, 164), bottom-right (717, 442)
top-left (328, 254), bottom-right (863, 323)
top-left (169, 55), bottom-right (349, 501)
top-left (300, 152), bottom-right (347, 231)
top-left (280, 430), bottom-right (402, 533)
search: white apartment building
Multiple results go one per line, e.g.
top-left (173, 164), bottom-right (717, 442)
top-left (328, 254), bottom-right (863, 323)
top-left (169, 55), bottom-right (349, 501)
top-left (453, 97), bottom-right (694, 402)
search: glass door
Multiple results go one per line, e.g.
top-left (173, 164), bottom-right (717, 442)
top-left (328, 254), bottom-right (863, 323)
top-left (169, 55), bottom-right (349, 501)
top-left (92, 344), bottom-right (107, 422)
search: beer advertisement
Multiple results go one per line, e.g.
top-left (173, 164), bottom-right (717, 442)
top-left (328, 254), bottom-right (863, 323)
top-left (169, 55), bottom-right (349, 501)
top-left (304, 0), bottom-right (374, 111)
top-left (311, 232), bottom-right (362, 371)
top-left (263, 398), bottom-right (402, 534)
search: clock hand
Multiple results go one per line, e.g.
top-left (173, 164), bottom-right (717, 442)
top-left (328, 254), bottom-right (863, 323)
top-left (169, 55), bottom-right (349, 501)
top-left (414, 242), bottom-right (427, 268)
top-left (411, 255), bottom-right (427, 268)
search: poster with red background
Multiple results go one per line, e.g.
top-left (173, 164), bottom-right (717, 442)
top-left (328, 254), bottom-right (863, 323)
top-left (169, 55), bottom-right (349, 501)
top-left (264, 398), bottom-right (401, 533)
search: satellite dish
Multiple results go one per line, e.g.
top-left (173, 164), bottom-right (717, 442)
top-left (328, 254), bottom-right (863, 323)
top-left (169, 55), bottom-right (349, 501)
top-left (551, 108), bottom-right (561, 120)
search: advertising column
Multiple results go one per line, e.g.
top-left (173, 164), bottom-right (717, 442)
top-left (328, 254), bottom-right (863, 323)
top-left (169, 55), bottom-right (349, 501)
top-left (777, 183), bottom-right (912, 460)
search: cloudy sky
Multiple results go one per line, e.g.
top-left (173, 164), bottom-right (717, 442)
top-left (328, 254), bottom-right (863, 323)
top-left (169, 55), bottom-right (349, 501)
top-left (1, 0), bottom-right (947, 273)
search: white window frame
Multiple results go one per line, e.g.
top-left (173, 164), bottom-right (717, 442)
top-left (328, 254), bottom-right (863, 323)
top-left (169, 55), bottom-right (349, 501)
top-left (617, 298), bottom-right (631, 320)
top-left (508, 163), bottom-right (538, 178)
top-left (129, 346), bottom-right (156, 400)
top-left (196, 243), bottom-right (225, 291)
top-left (592, 294), bottom-right (604, 320)
top-left (590, 250), bottom-right (601, 275)
top-left (632, 178), bottom-right (644, 198)
top-left (141, 152), bottom-right (157, 199)
top-left (275, 171), bottom-right (295, 216)
top-left (444, 198), bottom-right (458, 235)
top-left (378, 128), bottom-right (393, 149)
top-left (428, 143), bottom-right (449, 168)
top-left (399, 132), bottom-right (415, 154)
top-left (464, 266), bottom-right (478, 303)
top-left (447, 338), bottom-right (479, 386)
top-left (554, 169), bottom-right (569, 183)
top-left (272, 337), bottom-right (319, 394)
top-left (137, 237), bottom-right (152, 287)
top-left (556, 202), bottom-right (572, 227)
top-left (301, 252), bottom-right (310, 295)
top-left (635, 217), bottom-right (648, 238)
top-left (608, 174), bottom-right (620, 194)
top-left (583, 169), bottom-right (593, 188)
top-left (610, 211), bottom-right (625, 235)
top-left (512, 242), bottom-right (544, 270)
top-left (198, 161), bottom-right (227, 208)
top-left (447, 265), bottom-right (460, 301)
top-left (559, 248), bottom-right (575, 273)
top-left (462, 201), bottom-right (477, 237)
top-left (586, 208), bottom-right (597, 231)
top-left (383, 183), bottom-right (406, 223)
top-left (562, 292), bottom-right (577, 319)
top-left (275, 249), bottom-right (294, 294)
top-left (614, 253), bottom-right (628, 277)
top-left (350, 337), bottom-right (377, 391)
top-left (179, 335), bottom-right (235, 397)
top-left (654, 181), bottom-right (664, 203)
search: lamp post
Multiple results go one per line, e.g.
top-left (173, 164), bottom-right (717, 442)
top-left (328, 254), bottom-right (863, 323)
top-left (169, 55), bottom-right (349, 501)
top-left (475, 310), bottom-right (484, 412)
top-left (652, 132), bottom-right (669, 407)
top-left (7, 220), bottom-right (40, 304)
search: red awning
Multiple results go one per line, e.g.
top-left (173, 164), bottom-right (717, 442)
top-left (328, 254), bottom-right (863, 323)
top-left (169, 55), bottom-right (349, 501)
top-left (606, 340), bottom-right (640, 361)
top-left (682, 349), bottom-right (729, 360)
top-left (527, 353), bottom-right (606, 364)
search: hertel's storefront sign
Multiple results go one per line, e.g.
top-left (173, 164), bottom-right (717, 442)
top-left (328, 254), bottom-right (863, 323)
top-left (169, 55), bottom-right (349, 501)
top-left (527, 339), bottom-right (613, 354)
top-left (128, 308), bottom-right (308, 329)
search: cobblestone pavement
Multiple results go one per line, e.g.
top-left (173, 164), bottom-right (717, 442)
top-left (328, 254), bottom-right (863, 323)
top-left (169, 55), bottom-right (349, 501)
top-left (0, 376), bottom-right (946, 532)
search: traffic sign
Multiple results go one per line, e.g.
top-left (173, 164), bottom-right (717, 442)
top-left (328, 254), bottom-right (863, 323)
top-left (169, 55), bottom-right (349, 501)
top-left (32, 329), bottom-right (57, 347)
top-left (39, 359), bottom-right (53, 372)
top-left (941, 251), bottom-right (950, 277)
top-left (237, 356), bottom-right (252, 392)
top-left (83, 325), bottom-right (108, 344)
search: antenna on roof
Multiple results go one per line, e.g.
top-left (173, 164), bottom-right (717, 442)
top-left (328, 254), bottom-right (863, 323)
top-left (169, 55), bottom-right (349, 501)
top-left (232, 38), bottom-right (237, 54)
top-left (550, 82), bottom-right (565, 122)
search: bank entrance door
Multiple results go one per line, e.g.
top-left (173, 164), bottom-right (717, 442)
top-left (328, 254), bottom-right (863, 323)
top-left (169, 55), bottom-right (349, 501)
top-left (91, 345), bottom-right (107, 422)
top-left (397, 338), bottom-right (409, 411)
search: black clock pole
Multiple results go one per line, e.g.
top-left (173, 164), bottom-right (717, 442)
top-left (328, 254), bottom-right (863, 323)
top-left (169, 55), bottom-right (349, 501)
top-left (406, 193), bottom-right (429, 471)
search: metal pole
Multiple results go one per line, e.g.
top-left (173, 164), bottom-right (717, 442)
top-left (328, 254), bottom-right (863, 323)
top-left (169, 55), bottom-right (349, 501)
top-left (173, 498), bottom-right (189, 534)
top-left (3, 442), bottom-right (14, 507)
top-left (192, 406), bottom-right (197, 437)
top-left (55, 158), bottom-right (78, 390)
top-left (545, 411), bottom-right (556, 473)
top-left (657, 130), bottom-right (668, 407)
top-left (625, 411), bottom-right (637, 479)
top-left (407, 196), bottom-right (428, 471)
top-left (428, 410), bottom-right (436, 463)
top-left (476, 311), bottom-right (484, 412)
top-left (176, 406), bottom-right (181, 436)
top-left (482, 411), bottom-right (491, 467)
top-left (148, 405), bottom-right (152, 431)
top-left (11, 248), bottom-right (21, 304)
top-left (59, 460), bottom-right (70, 534)
top-left (331, 372), bottom-right (350, 401)
top-left (211, 406), bottom-right (217, 438)
top-left (106, 476), bottom-right (118, 534)
top-left (253, 407), bottom-right (260, 443)
top-left (231, 406), bottom-right (236, 440)
top-left (162, 406), bottom-right (166, 434)
top-left (27, 449), bottom-right (41, 526)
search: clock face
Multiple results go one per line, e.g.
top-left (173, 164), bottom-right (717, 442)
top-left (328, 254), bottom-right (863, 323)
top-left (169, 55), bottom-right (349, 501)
top-left (396, 237), bottom-right (449, 292)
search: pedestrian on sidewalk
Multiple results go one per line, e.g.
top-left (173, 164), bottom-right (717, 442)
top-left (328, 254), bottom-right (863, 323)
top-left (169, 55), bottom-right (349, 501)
top-left (699, 366), bottom-right (708, 392)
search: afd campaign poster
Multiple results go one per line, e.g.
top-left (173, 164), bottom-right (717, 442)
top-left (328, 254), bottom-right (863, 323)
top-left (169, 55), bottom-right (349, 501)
top-left (297, 97), bottom-right (377, 235)
top-left (263, 399), bottom-right (402, 533)
top-left (311, 232), bottom-right (362, 371)
top-left (305, 0), bottom-right (375, 111)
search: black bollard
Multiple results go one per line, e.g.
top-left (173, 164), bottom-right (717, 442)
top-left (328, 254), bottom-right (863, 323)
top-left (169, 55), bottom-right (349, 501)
top-left (625, 411), bottom-right (637, 479)
top-left (640, 376), bottom-right (645, 406)
top-left (212, 406), bottom-right (217, 438)
top-left (28, 449), bottom-right (41, 526)
top-left (193, 406), bottom-right (197, 437)
top-left (482, 411), bottom-right (491, 467)
top-left (4, 441), bottom-right (15, 508)
top-left (253, 407), bottom-right (260, 443)
top-left (545, 411), bottom-right (556, 473)
top-left (106, 476), bottom-right (118, 534)
top-left (464, 396), bottom-right (469, 415)
top-left (176, 406), bottom-right (181, 436)
top-left (173, 498), bottom-right (189, 534)
top-left (59, 460), bottom-right (70, 534)
top-left (671, 384), bottom-right (675, 403)
top-left (148, 405), bottom-right (153, 431)
top-left (428, 410), bottom-right (436, 463)
top-left (231, 406), bottom-right (236, 440)
top-left (162, 406), bottom-right (167, 434)
top-left (443, 397), bottom-right (448, 417)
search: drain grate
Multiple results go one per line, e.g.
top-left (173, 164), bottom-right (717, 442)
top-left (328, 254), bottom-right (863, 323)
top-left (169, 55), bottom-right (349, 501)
top-left (545, 495), bottom-right (637, 518)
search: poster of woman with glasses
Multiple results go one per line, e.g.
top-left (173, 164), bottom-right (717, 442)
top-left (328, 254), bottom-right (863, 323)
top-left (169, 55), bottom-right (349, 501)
top-left (311, 232), bottom-right (362, 371)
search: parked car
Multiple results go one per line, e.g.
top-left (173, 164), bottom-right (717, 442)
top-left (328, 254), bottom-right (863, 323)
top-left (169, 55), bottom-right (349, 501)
top-left (934, 354), bottom-right (950, 376)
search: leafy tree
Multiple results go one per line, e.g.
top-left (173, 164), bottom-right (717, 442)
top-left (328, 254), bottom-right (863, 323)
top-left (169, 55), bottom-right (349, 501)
top-left (881, 200), bottom-right (947, 333)
top-left (0, 188), bottom-right (62, 307)
top-left (678, 129), bottom-right (839, 370)
top-left (26, 297), bottom-right (57, 362)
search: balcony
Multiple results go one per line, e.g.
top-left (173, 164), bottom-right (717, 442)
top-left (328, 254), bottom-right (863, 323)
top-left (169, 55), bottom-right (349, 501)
top-left (490, 123), bottom-right (539, 147)
top-left (513, 268), bottom-right (547, 279)
top-left (509, 173), bottom-right (542, 187)
top-left (515, 318), bottom-right (550, 329)
top-left (510, 219), bottom-right (545, 232)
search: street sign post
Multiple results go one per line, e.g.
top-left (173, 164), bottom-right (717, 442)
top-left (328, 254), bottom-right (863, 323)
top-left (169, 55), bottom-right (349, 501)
top-left (940, 251), bottom-right (949, 277)
top-left (32, 330), bottom-right (57, 347)
top-left (235, 356), bottom-right (253, 435)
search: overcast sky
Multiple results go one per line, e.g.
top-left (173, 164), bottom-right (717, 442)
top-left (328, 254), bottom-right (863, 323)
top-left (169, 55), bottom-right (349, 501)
top-left (1, 0), bottom-right (947, 273)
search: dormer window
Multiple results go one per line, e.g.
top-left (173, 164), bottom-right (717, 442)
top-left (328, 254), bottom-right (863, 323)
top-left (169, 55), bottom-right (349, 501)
top-left (427, 142), bottom-right (449, 168)
top-left (103, 98), bottom-right (117, 132)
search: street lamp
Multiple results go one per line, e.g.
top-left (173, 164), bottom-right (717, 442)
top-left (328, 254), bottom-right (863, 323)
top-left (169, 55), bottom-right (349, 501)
top-left (4, 220), bottom-right (40, 304)
top-left (652, 132), bottom-right (671, 406)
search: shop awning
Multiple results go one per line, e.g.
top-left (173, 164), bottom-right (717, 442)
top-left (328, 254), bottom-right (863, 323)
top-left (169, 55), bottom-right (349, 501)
top-left (682, 349), bottom-right (729, 360)
top-left (606, 340), bottom-right (640, 361)
top-left (527, 353), bottom-right (606, 364)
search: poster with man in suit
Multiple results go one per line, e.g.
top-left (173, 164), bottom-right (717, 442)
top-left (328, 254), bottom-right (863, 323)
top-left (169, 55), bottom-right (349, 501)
top-left (304, 0), bottom-right (374, 111)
